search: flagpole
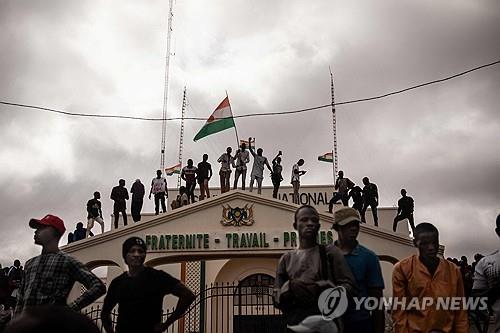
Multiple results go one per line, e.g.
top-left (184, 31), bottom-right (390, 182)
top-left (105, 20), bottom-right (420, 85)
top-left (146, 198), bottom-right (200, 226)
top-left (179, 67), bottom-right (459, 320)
top-left (329, 67), bottom-right (338, 185)
top-left (226, 91), bottom-right (240, 146)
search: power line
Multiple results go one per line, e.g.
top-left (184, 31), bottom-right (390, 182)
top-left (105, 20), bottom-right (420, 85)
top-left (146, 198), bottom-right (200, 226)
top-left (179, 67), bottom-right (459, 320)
top-left (1, 59), bottom-right (499, 122)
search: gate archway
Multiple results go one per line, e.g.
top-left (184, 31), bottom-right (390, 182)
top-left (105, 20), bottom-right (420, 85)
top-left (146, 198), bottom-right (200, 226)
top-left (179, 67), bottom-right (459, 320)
top-left (233, 273), bottom-right (286, 333)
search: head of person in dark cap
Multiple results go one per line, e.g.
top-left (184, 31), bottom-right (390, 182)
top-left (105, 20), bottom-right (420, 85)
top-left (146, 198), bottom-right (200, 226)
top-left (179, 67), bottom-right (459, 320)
top-left (122, 237), bottom-right (147, 271)
top-left (29, 214), bottom-right (66, 252)
top-left (331, 207), bottom-right (361, 248)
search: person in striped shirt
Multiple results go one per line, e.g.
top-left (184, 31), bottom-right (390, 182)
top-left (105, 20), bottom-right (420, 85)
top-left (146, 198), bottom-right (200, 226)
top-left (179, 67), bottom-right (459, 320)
top-left (181, 159), bottom-right (198, 204)
top-left (15, 214), bottom-right (105, 316)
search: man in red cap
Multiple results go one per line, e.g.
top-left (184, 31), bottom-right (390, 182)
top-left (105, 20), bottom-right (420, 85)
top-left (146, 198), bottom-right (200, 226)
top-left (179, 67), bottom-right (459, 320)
top-left (14, 214), bottom-right (106, 316)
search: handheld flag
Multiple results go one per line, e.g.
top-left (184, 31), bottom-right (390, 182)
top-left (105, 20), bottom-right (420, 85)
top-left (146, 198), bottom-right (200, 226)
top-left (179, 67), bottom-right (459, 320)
top-left (194, 96), bottom-right (235, 141)
top-left (318, 152), bottom-right (333, 163)
top-left (165, 163), bottom-right (181, 176)
top-left (239, 138), bottom-right (255, 146)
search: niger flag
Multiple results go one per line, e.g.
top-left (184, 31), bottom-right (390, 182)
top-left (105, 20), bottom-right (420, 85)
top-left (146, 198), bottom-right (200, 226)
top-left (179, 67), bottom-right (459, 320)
top-left (194, 97), bottom-right (235, 141)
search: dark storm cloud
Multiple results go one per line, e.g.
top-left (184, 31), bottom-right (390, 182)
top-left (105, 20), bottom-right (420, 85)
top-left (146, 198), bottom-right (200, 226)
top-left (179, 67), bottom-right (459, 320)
top-left (417, 201), bottom-right (500, 261)
top-left (0, 172), bottom-right (81, 265)
top-left (0, 1), bottom-right (91, 89)
top-left (1, 0), bottom-right (499, 265)
top-left (0, 137), bottom-right (162, 266)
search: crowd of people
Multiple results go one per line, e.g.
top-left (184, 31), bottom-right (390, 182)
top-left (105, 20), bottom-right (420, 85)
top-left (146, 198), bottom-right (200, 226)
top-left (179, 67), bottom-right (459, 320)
top-left (275, 209), bottom-right (500, 333)
top-left (1, 210), bottom-right (499, 332)
top-left (0, 215), bottom-right (195, 333)
top-left (327, 171), bottom-right (417, 235)
top-left (446, 254), bottom-right (486, 298)
top-left (4, 139), bottom-right (493, 333)
top-left (62, 137), bottom-right (421, 242)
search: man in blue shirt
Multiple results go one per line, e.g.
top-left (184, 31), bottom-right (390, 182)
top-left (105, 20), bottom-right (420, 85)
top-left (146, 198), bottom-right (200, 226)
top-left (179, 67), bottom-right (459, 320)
top-left (330, 207), bottom-right (385, 333)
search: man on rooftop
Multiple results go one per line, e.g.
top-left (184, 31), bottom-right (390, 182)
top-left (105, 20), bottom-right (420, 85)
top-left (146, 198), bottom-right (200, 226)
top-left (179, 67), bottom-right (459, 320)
top-left (248, 137), bottom-right (272, 195)
top-left (217, 147), bottom-right (233, 194)
top-left (233, 142), bottom-right (250, 190)
top-left (86, 191), bottom-right (104, 237)
top-left (149, 170), bottom-right (167, 215)
top-left (328, 170), bottom-right (355, 213)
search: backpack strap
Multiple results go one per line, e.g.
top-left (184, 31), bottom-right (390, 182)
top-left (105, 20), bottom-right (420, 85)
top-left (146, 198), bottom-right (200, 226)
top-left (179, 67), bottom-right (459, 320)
top-left (319, 245), bottom-right (329, 280)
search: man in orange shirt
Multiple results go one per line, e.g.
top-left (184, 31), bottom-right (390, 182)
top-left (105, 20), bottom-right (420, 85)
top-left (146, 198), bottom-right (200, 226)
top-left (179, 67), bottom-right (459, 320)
top-left (392, 222), bottom-right (469, 333)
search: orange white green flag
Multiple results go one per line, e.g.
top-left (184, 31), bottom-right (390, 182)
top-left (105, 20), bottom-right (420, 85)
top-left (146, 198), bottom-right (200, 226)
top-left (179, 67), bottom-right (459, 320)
top-left (318, 152), bottom-right (333, 163)
top-left (193, 96), bottom-right (235, 141)
top-left (165, 163), bottom-right (181, 176)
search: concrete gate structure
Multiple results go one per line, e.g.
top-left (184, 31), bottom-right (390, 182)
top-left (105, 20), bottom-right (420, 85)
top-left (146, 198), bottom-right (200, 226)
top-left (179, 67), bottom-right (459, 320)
top-left (62, 187), bottom-right (423, 332)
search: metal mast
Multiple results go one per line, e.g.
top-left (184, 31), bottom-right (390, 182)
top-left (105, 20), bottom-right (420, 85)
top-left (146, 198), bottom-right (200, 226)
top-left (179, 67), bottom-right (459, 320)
top-left (160, 0), bottom-right (174, 170)
top-left (329, 67), bottom-right (338, 184)
top-left (177, 87), bottom-right (187, 187)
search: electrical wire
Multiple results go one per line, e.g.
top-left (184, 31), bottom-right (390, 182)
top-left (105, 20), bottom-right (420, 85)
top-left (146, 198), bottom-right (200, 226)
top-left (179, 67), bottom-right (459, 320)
top-left (1, 59), bottom-right (499, 122)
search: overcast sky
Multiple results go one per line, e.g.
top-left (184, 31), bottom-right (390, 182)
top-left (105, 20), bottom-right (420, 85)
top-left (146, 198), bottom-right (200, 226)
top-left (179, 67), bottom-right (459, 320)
top-left (1, 0), bottom-right (499, 267)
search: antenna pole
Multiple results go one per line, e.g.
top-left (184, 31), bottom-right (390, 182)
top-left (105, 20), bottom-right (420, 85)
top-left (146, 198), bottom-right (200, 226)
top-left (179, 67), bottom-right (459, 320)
top-left (160, 0), bottom-right (174, 170)
top-left (329, 67), bottom-right (338, 185)
top-left (177, 87), bottom-right (187, 187)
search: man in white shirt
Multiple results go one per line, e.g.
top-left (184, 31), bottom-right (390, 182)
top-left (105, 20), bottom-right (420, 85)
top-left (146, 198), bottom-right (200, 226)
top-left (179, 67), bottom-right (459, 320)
top-left (149, 170), bottom-right (168, 215)
top-left (473, 214), bottom-right (500, 333)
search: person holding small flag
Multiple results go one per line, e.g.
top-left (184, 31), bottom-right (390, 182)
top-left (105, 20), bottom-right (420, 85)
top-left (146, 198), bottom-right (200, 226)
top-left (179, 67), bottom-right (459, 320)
top-left (271, 150), bottom-right (283, 199)
top-left (291, 159), bottom-right (306, 204)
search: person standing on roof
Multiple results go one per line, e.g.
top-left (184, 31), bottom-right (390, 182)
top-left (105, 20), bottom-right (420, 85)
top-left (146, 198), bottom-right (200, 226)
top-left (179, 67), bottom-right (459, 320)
top-left (271, 151), bottom-right (283, 199)
top-left (348, 186), bottom-right (363, 216)
top-left (328, 170), bottom-right (355, 213)
top-left (291, 159), bottom-right (306, 204)
top-left (86, 191), bottom-right (104, 237)
top-left (130, 179), bottom-right (145, 222)
top-left (248, 137), bottom-right (272, 195)
top-left (181, 159), bottom-right (198, 204)
top-left (393, 189), bottom-right (415, 234)
top-left (217, 147), bottom-right (233, 194)
top-left (111, 179), bottom-right (129, 229)
top-left (233, 142), bottom-right (250, 190)
top-left (149, 170), bottom-right (168, 215)
top-left (360, 177), bottom-right (379, 227)
top-left (197, 154), bottom-right (212, 200)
